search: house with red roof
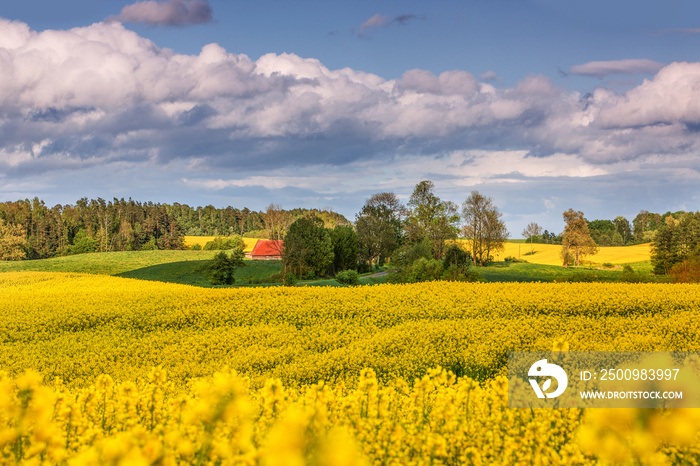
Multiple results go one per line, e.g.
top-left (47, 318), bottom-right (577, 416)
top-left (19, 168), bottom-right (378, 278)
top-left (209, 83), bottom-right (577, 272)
top-left (246, 240), bottom-right (283, 260)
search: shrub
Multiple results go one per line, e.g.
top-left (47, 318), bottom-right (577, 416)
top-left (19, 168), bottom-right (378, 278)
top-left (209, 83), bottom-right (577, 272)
top-left (335, 270), bottom-right (360, 286)
top-left (203, 236), bottom-right (245, 251)
top-left (283, 273), bottom-right (298, 286)
top-left (141, 236), bottom-right (158, 251)
top-left (262, 271), bottom-right (285, 284)
top-left (441, 264), bottom-right (481, 282)
top-left (356, 262), bottom-right (371, 274)
top-left (408, 258), bottom-right (444, 283)
top-left (602, 262), bottom-right (615, 269)
top-left (620, 268), bottom-right (648, 283)
top-left (504, 256), bottom-right (527, 263)
top-left (190, 243), bottom-right (202, 251)
top-left (670, 258), bottom-right (700, 283)
top-left (556, 273), bottom-right (603, 283)
top-left (442, 244), bottom-right (472, 269)
top-left (389, 239), bottom-right (433, 269)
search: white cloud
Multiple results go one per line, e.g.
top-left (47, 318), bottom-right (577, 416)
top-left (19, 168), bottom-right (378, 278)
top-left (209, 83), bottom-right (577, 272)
top-left (108, 0), bottom-right (213, 27)
top-left (3, 17), bottom-right (700, 219)
top-left (595, 62), bottom-right (700, 128)
top-left (570, 59), bottom-right (664, 78)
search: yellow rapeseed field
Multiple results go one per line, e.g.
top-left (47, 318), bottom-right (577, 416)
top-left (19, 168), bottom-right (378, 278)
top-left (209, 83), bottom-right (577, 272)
top-left (456, 240), bottom-right (652, 266)
top-left (1, 271), bottom-right (699, 464)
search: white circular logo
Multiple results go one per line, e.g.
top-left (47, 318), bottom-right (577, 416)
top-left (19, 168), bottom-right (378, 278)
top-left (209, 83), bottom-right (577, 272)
top-left (528, 359), bottom-right (568, 399)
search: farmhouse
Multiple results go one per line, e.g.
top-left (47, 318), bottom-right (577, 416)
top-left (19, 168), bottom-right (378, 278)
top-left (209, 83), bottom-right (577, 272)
top-left (246, 240), bottom-right (283, 260)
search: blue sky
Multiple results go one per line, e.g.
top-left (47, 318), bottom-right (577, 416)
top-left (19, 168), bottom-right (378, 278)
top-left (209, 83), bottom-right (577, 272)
top-left (2, 0), bottom-right (700, 235)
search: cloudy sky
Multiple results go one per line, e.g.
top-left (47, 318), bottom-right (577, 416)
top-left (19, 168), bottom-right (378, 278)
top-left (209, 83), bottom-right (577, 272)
top-left (2, 0), bottom-right (700, 235)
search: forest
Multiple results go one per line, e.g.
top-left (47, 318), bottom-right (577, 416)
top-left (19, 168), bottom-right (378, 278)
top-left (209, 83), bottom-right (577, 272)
top-left (0, 197), bottom-right (348, 259)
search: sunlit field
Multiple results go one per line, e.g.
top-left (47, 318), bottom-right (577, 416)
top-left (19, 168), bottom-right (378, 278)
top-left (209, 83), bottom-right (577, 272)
top-left (1, 271), bottom-right (699, 464)
top-left (494, 241), bottom-right (652, 266)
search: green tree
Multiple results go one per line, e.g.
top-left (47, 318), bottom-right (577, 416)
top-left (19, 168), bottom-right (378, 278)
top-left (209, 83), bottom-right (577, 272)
top-left (405, 181), bottom-right (459, 259)
top-left (356, 192), bottom-right (404, 270)
top-left (0, 219), bottom-right (27, 260)
top-left (611, 230), bottom-right (624, 246)
top-left (282, 216), bottom-right (334, 278)
top-left (561, 209), bottom-right (598, 267)
top-left (587, 219), bottom-right (614, 246)
top-left (67, 228), bottom-right (97, 255)
top-left (633, 210), bottom-right (661, 242)
top-left (386, 239), bottom-right (434, 283)
top-left (202, 249), bottom-right (246, 285)
top-left (613, 216), bottom-right (632, 245)
top-left (461, 191), bottom-right (509, 266)
top-left (329, 225), bottom-right (359, 274)
top-left (651, 212), bottom-right (700, 274)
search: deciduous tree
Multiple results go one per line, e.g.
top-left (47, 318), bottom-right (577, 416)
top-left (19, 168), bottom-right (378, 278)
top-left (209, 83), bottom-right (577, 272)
top-left (202, 249), bottom-right (246, 285)
top-left (561, 209), bottom-right (598, 267)
top-left (282, 216), bottom-right (334, 278)
top-left (264, 203), bottom-right (292, 257)
top-left (0, 219), bottom-right (27, 260)
top-left (405, 181), bottom-right (459, 259)
top-left (521, 222), bottom-right (542, 254)
top-left (462, 191), bottom-right (509, 266)
top-left (356, 192), bottom-right (403, 269)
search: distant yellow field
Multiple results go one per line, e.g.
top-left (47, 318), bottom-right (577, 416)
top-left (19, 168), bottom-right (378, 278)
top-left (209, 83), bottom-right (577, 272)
top-left (183, 236), bottom-right (261, 252)
top-left (456, 240), bottom-right (651, 266)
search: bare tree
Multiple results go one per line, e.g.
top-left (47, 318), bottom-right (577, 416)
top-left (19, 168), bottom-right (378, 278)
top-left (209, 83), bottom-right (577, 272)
top-left (522, 222), bottom-right (543, 255)
top-left (462, 191), bottom-right (509, 266)
top-left (264, 203), bottom-right (292, 257)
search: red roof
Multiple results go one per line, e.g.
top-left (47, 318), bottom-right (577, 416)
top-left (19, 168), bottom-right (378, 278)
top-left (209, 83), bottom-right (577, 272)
top-left (250, 240), bottom-right (283, 256)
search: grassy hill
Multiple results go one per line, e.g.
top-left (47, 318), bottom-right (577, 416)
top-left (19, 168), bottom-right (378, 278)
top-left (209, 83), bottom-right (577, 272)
top-left (116, 259), bottom-right (282, 287)
top-left (0, 250), bottom-right (219, 275)
top-left (0, 250), bottom-right (282, 286)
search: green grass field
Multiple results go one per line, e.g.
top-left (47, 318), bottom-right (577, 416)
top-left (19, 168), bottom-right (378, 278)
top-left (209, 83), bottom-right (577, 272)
top-left (0, 250), bottom-right (220, 275)
top-left (0, 250), bottom-right (282, 286)
top-left (476, 260), bottom-right (661, 282)
top-left (117, 259), bottom-right (282, 287)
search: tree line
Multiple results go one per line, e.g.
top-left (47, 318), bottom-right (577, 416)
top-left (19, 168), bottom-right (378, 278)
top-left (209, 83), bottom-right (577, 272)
top-left (525, 210), bottom-right (681, 247)
top-left (0, 198), bottom-right (183, 259)
top-left (0, 198), bottom-right (350, 260)
top-left (278, 180), bottom-right (509, 284)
